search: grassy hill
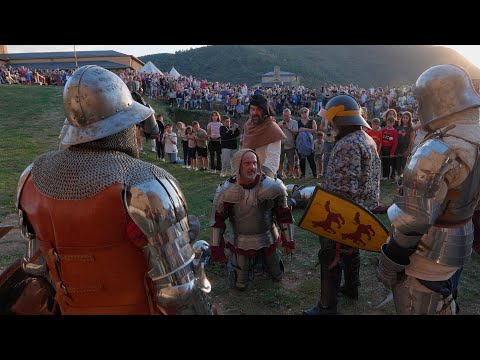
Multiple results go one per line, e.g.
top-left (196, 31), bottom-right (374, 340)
top-left (1, 84), bottom-right (480, 315)
top-left (141, 45), bottom-right (480, 89)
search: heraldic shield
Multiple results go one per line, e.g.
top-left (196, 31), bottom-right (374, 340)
top-left (298, 187), bottom-right (388, 252)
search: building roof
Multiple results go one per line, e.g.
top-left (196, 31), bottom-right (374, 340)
top-left (5, 50), bottom-right (128, 60)
top-left (263, 70), bottom-right (296, 76)
top-left (9, 60), bottom-right (129, 70)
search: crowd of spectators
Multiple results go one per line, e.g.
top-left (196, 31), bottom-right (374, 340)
top-left (2, 63), bottom-right (422, 181)
top-left (1, 64), bottom-right (419, 122)
top-left (0, 65), bottom-right (73, 86)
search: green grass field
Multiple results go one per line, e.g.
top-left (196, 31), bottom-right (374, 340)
top-left (1, 84), bottom-right (479, 315)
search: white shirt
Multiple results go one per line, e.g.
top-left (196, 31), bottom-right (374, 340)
top-left (164, 132), bottom-right (178, 153)
top-left (253, 140), bottom-right (281, 176)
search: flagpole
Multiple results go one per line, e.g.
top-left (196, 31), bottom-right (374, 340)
top-left (74, 45), bottom-right (78, 69)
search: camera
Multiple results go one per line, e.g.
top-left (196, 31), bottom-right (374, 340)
top-left (327, 132), bottom-right (332, 137)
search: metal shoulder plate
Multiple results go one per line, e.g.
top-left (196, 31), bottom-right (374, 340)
top-left (16, 163), bottom-right (33, 210)
top-left (389, 138), bottom-right (455, 234)
top-left (403, 138), bottom-right (456, 198)
top-left (124, 177), bottom-right (189, 244)
top-left (212, 180), bottom-right (242, 213)
top-left (257, 177), bottom-right (287, 202)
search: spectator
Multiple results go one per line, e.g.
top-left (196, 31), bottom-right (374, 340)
top-left (186, 125), bottom-right (197, 170)
top-left (193, 121), bottom-right (208, 171)
top-left (219, 116), bottom-right (240, 177)
top-left (155, 114), bottom-right (166, 160)
top-left (206, 111), bottom-right (222, 174)
top-left (297, 107), bottom-right (317, 178)
top-left (314, 131), bottom-right (324, 178)
top-left (241, 94), bottom-right (286, 177)
top-left (366, 118), bottom-right (382, 155)
top-left (380, 116), bottom-right (398, 180)
top-left (163, 124), bottom-right (180, 163)
top-left (177, 121), bottom-right (190, 168)
top-left (277, 108), bottom-right (298, 179)
top-left (394, 111), bottom-right (415, 178)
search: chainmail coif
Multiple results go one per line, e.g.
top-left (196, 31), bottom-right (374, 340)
top-left (32, 126), bottom-right (176, 200)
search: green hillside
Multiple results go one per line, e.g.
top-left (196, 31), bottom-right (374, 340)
top-left (140, 45), bottom-right (480, 89)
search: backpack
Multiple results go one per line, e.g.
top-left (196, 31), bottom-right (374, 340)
top-left (296, 131), bottom-right (314, 157)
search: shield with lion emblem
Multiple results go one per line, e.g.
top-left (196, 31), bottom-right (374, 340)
top-left (298, 186), bottom-right (389, 252)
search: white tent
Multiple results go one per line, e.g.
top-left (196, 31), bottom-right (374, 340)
top-left (138, 61), bottom-right (163, 75)
top-left (169, 66), bottom-right (181, 79)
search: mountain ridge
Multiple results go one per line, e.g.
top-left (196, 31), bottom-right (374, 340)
top-left (139, 45), bottom-right (480, 89)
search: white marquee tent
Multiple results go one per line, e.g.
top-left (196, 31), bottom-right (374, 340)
top-left (138, 61), bottom-right (163, 75)
top-left (169, 66), bottom-right (181, 79)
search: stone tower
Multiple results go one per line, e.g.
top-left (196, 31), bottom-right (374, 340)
top-left (273, 66), bottom-right (280, 82)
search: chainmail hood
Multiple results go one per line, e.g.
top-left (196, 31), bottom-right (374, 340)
top-left (31, 125), bottom-right (176, 199)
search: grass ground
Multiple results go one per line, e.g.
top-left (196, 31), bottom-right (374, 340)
top-left (1, 84), bottom-right (479, 315)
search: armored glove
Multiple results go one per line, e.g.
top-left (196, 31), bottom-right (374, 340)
top-left (210, 242), bottom-right (227, 263)
top-left (376, 244), bottom-right (407, 288)
top-left (282, 239), bottom-right (296, 255)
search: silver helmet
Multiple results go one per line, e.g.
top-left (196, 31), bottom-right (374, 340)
top-left (415, 64), bottom-right (480, 130)
top-left (60, 65), bottom-right (154, 147)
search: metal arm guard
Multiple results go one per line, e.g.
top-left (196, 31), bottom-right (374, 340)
top-left (387, 138), bottom-right (456, 235)
top-left (273, 188), bottom-right (294, 244)
top-left (388, 138), bottom-right (474, 266)
top-left (16, 164), bottom-right (48, 277)
top-left (377, 243), bottom-right (407, 288)
top-left (210, 225), bottom-right (225, 247)
top-left (125, 178), bottom-right (212, 314)
top-left (290, 185), bottom-right (315, 209)
top-left (209, 182), bottom-right (233, 247)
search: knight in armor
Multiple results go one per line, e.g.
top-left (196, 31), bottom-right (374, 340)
top-left (209, 149), bottom-right (296, 291)
top-left (376, 64), bottom-right (480, 315)
top-left (241, 94), bottom-right (286, 178)
top-left (377, 64), bottom-right (480, 315)
top-left (303, 95), bottom-right (381, 315)
top-left (13, 65), bottom-right (214, 315)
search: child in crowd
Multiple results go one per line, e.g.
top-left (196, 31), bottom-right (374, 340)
top-left (186, 125), bottom-right (197, 170)
top-left (176, 121), bottom-right (190, 168)
top-left (366, 118), bottom-right (382, 155)
top-left (380, 116), bottom-right (398, 181)
top-left (163, 124), bottom-right (180, 164)
top-left (314, 132), bottom-right (324, 178)
top-left (192, 121), bottom-right (209, 171)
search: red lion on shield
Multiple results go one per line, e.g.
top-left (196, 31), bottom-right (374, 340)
top-left (312, 200), bottom-right (345, 234)
top-left (341, 212), bottom-right (376, 246)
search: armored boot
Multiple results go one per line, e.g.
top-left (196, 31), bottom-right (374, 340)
top-left (228, 253), bottom-right (251, 291)
top-left (339, 248), bottom-right (360, 300)
top-left (263, 249), bottom-right (284, 282)
top-left (303, 263), bottom-right (342, 315)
